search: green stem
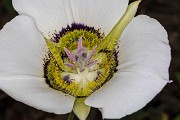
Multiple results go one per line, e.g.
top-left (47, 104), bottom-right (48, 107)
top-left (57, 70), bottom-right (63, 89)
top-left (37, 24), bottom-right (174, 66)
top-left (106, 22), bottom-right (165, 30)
top-left (67, 111), bottom-right (75, 120)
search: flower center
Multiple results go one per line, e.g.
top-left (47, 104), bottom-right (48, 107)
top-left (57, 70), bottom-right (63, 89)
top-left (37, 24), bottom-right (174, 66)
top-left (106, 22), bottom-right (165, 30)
top-left (44, 24), bottom-right (118, 97)
top-left (64, 37), bottom-right (98, 73)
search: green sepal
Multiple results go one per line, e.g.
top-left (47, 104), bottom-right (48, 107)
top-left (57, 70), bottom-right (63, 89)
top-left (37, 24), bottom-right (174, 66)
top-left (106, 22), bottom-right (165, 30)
top-left (45, 39), bottom-right (66, 70)
top-left (73, 98), bottom-right (91, 120)
top-left (97, 0), bottom-right (141, 51)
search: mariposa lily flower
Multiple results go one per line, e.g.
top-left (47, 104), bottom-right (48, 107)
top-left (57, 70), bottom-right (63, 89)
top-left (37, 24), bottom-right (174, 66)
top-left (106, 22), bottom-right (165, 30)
top-left (0, 0), bottom-right (171, 120)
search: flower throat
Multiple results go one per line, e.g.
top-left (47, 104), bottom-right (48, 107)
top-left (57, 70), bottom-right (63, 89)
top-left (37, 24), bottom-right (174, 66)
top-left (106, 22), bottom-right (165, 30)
top-left (44, 24), bottom-right (118, 97)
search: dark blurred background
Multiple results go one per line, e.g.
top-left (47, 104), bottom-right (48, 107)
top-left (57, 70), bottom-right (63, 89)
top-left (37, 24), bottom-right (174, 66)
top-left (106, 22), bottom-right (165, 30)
top-left (0, 0), bottom-right (180, 120)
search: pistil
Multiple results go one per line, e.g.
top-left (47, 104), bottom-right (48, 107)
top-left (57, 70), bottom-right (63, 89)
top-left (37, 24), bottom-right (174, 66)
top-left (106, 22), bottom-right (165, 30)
top-left (64, 37), bottom-right (99, 72)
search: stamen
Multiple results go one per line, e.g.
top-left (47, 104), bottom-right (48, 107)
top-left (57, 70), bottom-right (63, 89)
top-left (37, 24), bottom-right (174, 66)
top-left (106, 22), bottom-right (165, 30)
top-left (64, 63), bottom-right (76, 68)
top-left (77, 37), bottom-right (84, 53)
top-left (64, 47), bottom-right (76, 62)
top-left (86, 45), bottom-right (97, 63)
top-left (86, 60), bottom-right (99, 67)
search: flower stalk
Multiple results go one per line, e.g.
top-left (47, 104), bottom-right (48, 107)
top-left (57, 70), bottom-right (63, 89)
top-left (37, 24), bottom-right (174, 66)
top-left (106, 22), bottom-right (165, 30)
top-left (67, 111), bottom-right (75, 120)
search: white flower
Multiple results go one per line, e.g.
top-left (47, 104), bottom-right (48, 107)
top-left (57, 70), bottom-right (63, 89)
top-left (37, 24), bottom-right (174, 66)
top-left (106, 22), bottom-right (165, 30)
top-left (0, 0), bottom-right (171, 120)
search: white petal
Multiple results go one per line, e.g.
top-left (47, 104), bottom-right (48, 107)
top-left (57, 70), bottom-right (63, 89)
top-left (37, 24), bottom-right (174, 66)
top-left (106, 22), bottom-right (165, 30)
top-left (13, 0), bottom-right (128, 37)
top-left (0, 15), bottom-right (47, 77)
top-left (117, 15), bottom-right (171, 79)
top-left (12, 0), bottom-right (72, 38)
top-left (71, 0), bottom-right (129, 34)
top-left (86, 71), bottom-right (168, 119)
top-left (85, 15), bottom-right (171, 119)
top-left (0, 75), bottom-right (74, 114)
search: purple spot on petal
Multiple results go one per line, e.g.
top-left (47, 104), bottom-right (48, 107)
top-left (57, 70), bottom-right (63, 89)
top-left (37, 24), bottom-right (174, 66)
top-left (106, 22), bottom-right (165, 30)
top-left (75, 55), bottom-right (79, 61)
top-left (97, 71), bottom-right (101, 76)
top-left (63, 75), bottom-right (71, 84)
top-left (82, 53), bottom-right (87, 58)
top-left (95, 71), bottom-right (101, 81)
